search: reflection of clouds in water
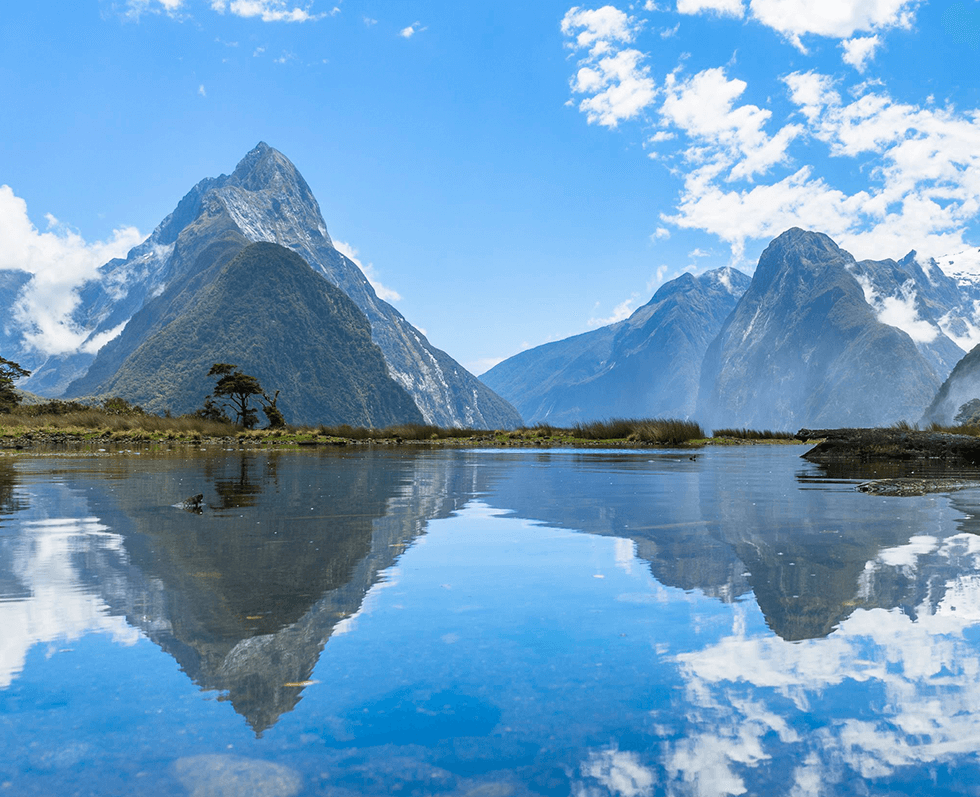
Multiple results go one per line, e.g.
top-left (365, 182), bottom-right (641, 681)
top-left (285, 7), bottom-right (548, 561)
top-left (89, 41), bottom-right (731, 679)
top-left (667, 533), bottom-right (980, 794)
top-left (874, 535), bottom-right (939, 569)
top-left (0, 516), bottom-right (139, 688)
top-left (575, 747), bottom-right (656, 797)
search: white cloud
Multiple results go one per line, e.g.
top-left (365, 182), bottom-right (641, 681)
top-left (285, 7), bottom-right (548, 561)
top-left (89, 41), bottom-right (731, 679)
top-left (0, 514), bottom-right (140, 689)
top-left (223, 0), bottom-right (324, 23)
top-left (122, 0), bottom-right (187, 20)
top-left (576, 747), bottom-right (656, 797)
top-left (748, 0), bottom-right (920, 50)
top-left (589, 293), bottom-right (639, 327)
top-left (659, 67), bottom-right (803, 182)
top-left (851, 273), bottom-right (940, 344)
top-left (561, 5), bottom-right (637, 50)
top-left (363, 16), bottom-right (377, 26)
top-left (399, 22), bottom-right (426, 38)
top-left (563, 7), bottom-right (657, 127)
top-left (333, 240), bottom-right (402, 303)
top-left (198, 84), bottom-right (207, 97)
top-left (677, 0), bottom-right (745, 18)
top-left (841, 34), bottom-right (881, 71)
top-left (0, 186), bottom-right (144, 355)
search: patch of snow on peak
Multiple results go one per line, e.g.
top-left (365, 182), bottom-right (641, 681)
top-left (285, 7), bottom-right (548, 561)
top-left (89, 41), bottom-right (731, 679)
top-left (934, 245), bottom-right (980, 288)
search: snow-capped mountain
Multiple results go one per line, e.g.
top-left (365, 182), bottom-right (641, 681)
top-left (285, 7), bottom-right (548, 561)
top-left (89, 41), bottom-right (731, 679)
top-left (5, 143), bottom-right (521, 428)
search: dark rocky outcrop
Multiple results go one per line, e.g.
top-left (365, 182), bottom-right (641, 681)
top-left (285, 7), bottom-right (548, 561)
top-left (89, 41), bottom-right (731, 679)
top-left (799, 427), bottom-right (980, 468)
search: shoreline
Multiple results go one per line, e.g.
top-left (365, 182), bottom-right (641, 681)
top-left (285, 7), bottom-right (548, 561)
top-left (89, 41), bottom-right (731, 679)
top-left (0, 428), bottom-right (807, 454)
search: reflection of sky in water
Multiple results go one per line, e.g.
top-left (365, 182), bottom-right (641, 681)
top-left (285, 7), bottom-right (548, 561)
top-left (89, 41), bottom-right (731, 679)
top-left (0, 448), bottom-right (979, 795)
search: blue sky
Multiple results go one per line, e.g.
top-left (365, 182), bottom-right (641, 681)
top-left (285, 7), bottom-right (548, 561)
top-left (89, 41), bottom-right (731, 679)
top-left (2, 1), bottom-right (980, 374)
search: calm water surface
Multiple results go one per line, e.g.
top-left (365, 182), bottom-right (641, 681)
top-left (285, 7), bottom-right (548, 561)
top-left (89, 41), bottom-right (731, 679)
top-left (2, 446), bottom-right (980, 796)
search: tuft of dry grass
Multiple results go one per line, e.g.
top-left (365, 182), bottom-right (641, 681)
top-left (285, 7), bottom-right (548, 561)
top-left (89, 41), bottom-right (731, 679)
top-left (712, 427), bottom-right (796, 440)
top-left (571, 418), bottom-right (704, 445)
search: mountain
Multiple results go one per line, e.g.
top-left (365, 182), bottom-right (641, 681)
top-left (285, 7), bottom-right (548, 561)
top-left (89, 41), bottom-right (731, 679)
top-left (696, 228), bottom-right (941, 430)
top-left (68, 242), bottom-right (424, 426)
top-left (481, 267), bottom-right (749, 425)
top-left (7, 143), bottom-right (521, 428)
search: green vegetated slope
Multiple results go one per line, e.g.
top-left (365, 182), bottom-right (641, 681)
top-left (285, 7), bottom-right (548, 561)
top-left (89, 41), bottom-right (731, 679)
top-left (84, 241), bottom-right (424, 426)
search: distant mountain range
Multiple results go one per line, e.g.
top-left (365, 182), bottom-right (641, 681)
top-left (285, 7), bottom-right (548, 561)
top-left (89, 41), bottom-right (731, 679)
top-left (485, 228), bottom-right (980, 431)
top-left (482, 267), bottom-right (750, 425)
top-left (7, 145), bottom-right (980, 430)
top-left (0, 143), bottom-right (521, 428)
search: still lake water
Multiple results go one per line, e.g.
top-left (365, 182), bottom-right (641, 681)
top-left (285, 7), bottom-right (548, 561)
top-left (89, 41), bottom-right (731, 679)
top-left (2, 445), bottom-right (980, 796)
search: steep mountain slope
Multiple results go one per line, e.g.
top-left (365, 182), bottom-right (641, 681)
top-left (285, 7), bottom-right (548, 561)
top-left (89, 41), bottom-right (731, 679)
top-left (922, 344), bottom-right (980, 425)
top-left (697, 229), bottom-right (941, 430)
top-left (14, 143), bottom-right (520, 427)
top-left (72, 242), bottom-right (424, 426)
top-left (481, 267), bottom-right (749, 425)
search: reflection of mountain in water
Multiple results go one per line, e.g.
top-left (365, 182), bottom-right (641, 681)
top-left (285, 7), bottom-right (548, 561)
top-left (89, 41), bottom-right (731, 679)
top-left (110, 450), bottom-right (483, 734)
top-left (2, 450), bottom-right (481, 734)
top-left (481, 449), bottom-right (977, 641)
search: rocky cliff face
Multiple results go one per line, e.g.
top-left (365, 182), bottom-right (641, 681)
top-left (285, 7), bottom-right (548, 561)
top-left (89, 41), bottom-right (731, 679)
top-left (12, 143), bottom-right (521, 428)
top-left (481, 267), bottom-right (749, 425)
top-left (696, 229), bottom-right (941, 430)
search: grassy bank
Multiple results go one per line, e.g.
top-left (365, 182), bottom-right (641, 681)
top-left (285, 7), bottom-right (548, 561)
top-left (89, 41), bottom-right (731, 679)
top-left (1, 404), bottom-right (812, 451)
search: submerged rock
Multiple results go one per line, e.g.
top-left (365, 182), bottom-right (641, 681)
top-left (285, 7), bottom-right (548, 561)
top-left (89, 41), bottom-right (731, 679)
top-left (856, 478), bottom-right (980, 496)
top-left (173, 754), bottom-right (302, 797)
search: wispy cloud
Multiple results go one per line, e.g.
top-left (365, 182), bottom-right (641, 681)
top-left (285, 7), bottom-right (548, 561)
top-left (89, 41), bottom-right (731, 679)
top-left (399, 21), bottom-right (427, 38)
top-left (588, 293), bottom-right (639, 327)
top-left (211, 0), bottom-right (325, 22)
top-left (333, 240), bottom-right (402, 303)
top-left (120, 0), bottom-right (187, 21)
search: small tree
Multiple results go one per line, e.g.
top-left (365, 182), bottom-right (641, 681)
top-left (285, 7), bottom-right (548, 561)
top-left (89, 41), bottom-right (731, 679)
top-left (205, 363), bottom-right (267, 429)
top-left (0, 357), bottom-right (31, 413)
top-left (260, 389), bottom-right (286, 429)
top-left (955, 398), bottom-right (980, 426)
